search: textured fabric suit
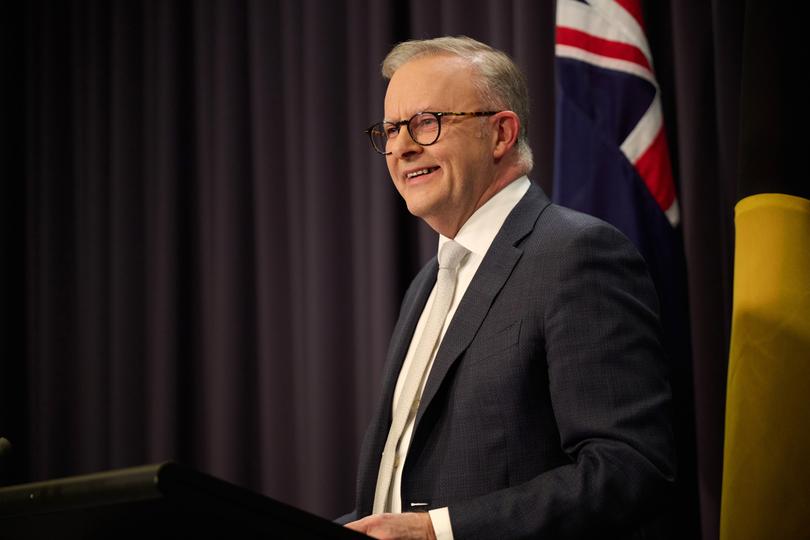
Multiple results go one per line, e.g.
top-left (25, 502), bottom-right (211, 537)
top-left (352, 182), bottom-right (675, 538)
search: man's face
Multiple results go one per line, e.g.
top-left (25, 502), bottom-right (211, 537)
top-left (384, 55), bottom-right (498, 237)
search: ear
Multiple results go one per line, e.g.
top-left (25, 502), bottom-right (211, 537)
top-left (491, 111), bottom-right (520, 160)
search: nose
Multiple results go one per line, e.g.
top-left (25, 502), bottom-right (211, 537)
top-left (388, 126), bottom-right (421, 159)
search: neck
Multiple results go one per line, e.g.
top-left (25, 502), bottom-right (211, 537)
top-left (427, 167), bottom-right (524, 238)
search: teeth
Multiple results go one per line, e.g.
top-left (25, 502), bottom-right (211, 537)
top-left (406, 168), bottom-right (434, 179)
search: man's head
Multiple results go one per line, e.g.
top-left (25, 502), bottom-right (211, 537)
top-left (375, 36), bottom-right (533, 237)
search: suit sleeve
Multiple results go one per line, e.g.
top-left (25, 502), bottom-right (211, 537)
top-left (334, 510), bottom-right (358, 525)
top-left (447, 221), bottom-right (676, 539)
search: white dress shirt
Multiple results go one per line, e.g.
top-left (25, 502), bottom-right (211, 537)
top-left (386, 176), bottom-right (531, 540)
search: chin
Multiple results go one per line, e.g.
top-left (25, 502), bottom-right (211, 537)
top-left (402, 188), bottom-right (433, 210)
top-left (402, 187), bottom-right (443, 214)
top-left (405, 201), bottom-right (429, 219)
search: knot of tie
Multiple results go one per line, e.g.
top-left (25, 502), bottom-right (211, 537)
top-left (438, 240), bottom-right (470, 271)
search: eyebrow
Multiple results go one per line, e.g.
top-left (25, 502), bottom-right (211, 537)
top-left (383, 108), bottom-right (436, 123)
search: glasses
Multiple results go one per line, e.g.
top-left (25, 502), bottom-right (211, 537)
top-left (364, 111), bottom-right (499, 155)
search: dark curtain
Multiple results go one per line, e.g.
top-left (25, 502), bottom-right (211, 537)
top-left (1, 1), bottom-right (749, 538)
top-left (654, 4), bottom-right (744, 539)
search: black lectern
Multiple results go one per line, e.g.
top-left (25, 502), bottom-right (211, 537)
top-left (0, 462), bottom-right (367, 538)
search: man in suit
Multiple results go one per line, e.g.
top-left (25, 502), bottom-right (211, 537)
top-left (344, 36), bottom-right (675, 539)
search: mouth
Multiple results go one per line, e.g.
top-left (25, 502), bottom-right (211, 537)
top-left (404, 166), bottom-right (440, 181)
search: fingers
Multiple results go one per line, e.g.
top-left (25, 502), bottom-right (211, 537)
top-left (344, 515), bottom-right (372, 533)
top-left (344, 513), bottom-right (436, 540)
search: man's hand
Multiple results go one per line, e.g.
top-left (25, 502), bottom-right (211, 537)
top-left (345, 512), bottom-right (437, 540)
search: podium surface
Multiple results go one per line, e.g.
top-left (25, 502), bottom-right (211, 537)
top-left (0, 462), bottom-right (366, 539)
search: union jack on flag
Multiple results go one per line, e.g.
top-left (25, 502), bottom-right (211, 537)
top-left (553, 0), bottom-right (679, 231)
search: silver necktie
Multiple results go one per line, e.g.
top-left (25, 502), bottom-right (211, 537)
top-left (372, 240), bottom-right (470, 514)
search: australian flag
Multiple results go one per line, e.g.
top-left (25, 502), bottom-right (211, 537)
top-left (553, 0), bottom-right (699, 535)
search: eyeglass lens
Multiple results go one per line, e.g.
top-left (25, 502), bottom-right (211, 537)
top-left (370, 112), bottom-right (441, 154)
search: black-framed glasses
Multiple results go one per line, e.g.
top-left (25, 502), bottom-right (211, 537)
top-left (364, 111), bottom-right (499, 155)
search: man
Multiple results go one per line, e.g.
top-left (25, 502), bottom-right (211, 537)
top-left (343, 36), bottom-right (674, 539)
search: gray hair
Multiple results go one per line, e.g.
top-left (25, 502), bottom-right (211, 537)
top-left (382, 36), bottom-right (533, 174)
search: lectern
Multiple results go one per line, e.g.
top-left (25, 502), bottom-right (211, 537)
top-left (0, 462), bottom-right (367, 538)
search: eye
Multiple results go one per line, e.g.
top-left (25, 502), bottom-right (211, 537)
top-left (384, 123), bottom-right (400, 138)
top-left (413, 115), bottom-right (438, 130)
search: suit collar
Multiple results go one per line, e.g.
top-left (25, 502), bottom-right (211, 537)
top-left (439, 176), bottom-right (532, 259)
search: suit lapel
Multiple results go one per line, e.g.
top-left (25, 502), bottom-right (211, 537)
top-left (378, 261), bottom-right (438, 424)
top-left (414, 183), bottom-right (550, 430)
top-left (358, 260), bottom-right (437, 513)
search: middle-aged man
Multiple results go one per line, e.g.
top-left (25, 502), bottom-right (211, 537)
top-left (342, 36), bottom-right (675, 540)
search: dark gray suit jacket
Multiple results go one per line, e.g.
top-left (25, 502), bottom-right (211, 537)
top-left (349, 182), bottom-right (675, 538)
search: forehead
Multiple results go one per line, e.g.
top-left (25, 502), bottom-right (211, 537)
top-left (384, 55), bottom-right (479, 119)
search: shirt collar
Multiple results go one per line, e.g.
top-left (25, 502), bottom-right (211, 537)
top-left (438, 176), bottom-right (531, 258)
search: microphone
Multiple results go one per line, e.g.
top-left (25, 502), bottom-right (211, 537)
top-left (0, 437), bottom-right (11, 485)
top-left (0, 437), bottom-right (10, 458)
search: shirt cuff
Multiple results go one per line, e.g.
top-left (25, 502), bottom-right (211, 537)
top-left (428, 507), bottom-right (454, 540)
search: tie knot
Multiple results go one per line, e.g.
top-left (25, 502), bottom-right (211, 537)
top-left (438, 240), bottom-right (470, 271)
